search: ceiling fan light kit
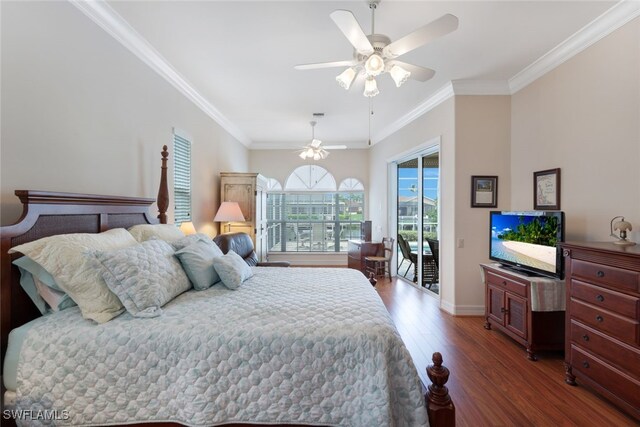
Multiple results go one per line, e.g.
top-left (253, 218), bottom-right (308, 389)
top-left (299, 120), bottom-right (330, 160)
top-left (295, 0), bottom-right (458, 98)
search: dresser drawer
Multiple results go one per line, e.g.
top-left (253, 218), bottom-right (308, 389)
top-left (571, 279), bottom-right (639, 318)
top-left (571, 345), bottom-right (640, 410)
top-left (570, 299), bottom-right (639, 344)
top-left (572, 259), bottom-right (640, 292)
top-left (570, 320), bottom-right (640, 378)
top-left (485, 270), bottom-right (527, 298)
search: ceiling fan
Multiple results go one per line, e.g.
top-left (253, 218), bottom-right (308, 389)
top-left (295, 0), bottom-right (458, 97)
top-left (298, 120), bottom-right (346, 160)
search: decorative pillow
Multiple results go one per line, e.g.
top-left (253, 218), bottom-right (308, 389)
top-left (211, 250), bottom-right (254, 290)
top-left (128, 224), bottom-right (184, 243)
top-left (9, 228), bottom-right (138, 323)
top-left (172, 233), bottom-right (213, 251)
top-left (175, 239), bottom-right (224, 290)
top-left (13, 256), bottom-right (76, 314)
top-left (91, 239), bottom-right (191, 317)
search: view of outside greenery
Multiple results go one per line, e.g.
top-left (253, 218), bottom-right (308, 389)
top-left (266, 192), bottom-right (364, 252)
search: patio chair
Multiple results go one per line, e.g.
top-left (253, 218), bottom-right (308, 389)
top-left (397, 234), bottom-right (418, 281)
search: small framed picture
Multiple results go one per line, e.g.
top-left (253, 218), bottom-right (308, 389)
top-left (471, 176), bottom-right (498, 208)
top-left (534, 168), bottom-right (561, 210)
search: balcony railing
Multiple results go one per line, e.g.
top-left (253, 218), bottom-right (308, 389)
top-left (267, 221), bottom-right (362, 252)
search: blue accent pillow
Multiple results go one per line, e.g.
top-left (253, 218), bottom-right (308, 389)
top-left (175, 239), bottom-right (224, 290)
top-left (13, 256), bottom-right (76, 314)
top-left (211, 250), bottom-right (254, 290)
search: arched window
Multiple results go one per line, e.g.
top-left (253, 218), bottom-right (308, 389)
top-left (268, 166), bottom-right (364, 253)
top-left (284, 165), bottom-right (337, 191)
top-left (338, 178), bottom-right (364, 191)
top-left (265, 178), bottom-right (282, 191)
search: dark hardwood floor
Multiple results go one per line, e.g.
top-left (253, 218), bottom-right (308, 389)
top-left (375, 277), bottom-right (639, 427)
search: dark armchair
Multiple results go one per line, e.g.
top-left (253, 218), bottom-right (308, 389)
top-left (213, 232), bottom-right (290, 267)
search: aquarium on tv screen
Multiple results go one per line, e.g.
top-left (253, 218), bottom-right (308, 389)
top-left (489, 211), bottom-right (565, 279)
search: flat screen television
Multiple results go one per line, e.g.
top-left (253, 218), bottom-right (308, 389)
top-left (490, 211), bottom-right (565, 279)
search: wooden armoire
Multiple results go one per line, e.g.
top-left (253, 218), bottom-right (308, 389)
top-left (219, 172), bottom-right (268, 262)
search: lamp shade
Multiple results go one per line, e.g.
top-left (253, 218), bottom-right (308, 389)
top-left (179, 221), bottom-right (197, 235)
top-left (214, 202), bottom-right (245, 222)
top-left (390, 65), bottom-right (411, 88)
top-left (364, 54), bottom-right (384, 76)
top-left (363, 76), bottom-right (379, 98)
top-left (336, 67), bottom-right (357, 90)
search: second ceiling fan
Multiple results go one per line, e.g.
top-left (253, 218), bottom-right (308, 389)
top-left (295, 0), bottom-right (458, 97)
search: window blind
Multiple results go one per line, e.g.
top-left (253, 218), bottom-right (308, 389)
top-left (173, 134), bottom-right (191, 226)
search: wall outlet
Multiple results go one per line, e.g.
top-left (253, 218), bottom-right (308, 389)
top-left (457, 238), bottom-right (464, 248)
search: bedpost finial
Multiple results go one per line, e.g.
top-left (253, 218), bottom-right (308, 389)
top-left (161, 145), bottom-right (168, 160)
top-left (425, 352), bottom-right (455, 425)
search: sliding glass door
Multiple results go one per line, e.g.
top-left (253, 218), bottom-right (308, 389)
top-left (396, 149), bottom-right (440, 294)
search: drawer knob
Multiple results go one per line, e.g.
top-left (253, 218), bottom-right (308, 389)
top-left (596, 294), bottom-right (604, 302)
top-left (582, 334), bottom-right (589, 342)
top-left (583, 361), bottom-right (590, 369)
top-left (596, 271), bottom-right (605, 278)
top-left (596, 315), bottom-right (604, 323)
top-left (502, 281), bottom-right (507, 286)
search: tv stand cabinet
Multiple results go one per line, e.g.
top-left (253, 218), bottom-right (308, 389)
top-left (481, 264), bottom-right (565, 360)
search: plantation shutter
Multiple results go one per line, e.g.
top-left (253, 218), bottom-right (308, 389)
top-left (173, 133), bottom-right (191, 225)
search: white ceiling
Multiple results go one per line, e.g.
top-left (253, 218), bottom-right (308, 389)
top-left (107, 1), bottom-right (616, 149)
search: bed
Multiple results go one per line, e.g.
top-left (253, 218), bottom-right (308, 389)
top-left (0, 146), bottom-right (454, 426)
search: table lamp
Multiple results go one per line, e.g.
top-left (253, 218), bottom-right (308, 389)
top-left (610, 216), bottom-right (636, 246)
top-left (179, 221), bottom-right (197, 235)
top-left (214, 202), bottom-right (245, 233)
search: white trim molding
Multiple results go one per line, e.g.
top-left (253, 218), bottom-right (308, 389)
top-left (440, 300), bottom-right (485, 316)
top-left (374, 82), bottom-right (454, 145)
top-left (509, 0), bottom-right (640, 93)
top-left (69, 0), bottom-right (251, 146)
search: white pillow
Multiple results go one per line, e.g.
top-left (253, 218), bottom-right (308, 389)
top-left (128, 224), bottom-right (184, 243)
top-left (91, 239), bottom-right (191, 318)
top-left (9, 228), bottom-right (138, 323)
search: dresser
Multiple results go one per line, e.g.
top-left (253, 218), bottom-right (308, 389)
top-left (481, 263), bottom-right (565, 361)
top-left (220, 173), bottom-right (268, 262)
top-left (347, 240), bottom-right (383, 273)
top-left (561, 242), bottom-right (640, 421)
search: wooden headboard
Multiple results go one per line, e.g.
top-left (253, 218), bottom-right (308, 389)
top-left (0, 146), bottom-right (170, 370)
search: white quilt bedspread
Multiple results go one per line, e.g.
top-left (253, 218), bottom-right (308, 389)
top-left (15, 267), bottom-right (428, 426)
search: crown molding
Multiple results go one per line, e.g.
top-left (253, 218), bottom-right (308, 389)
top-left (509, 0), bottom-right (640, 94)
top-left (248, 142), bottom-right (370, 150)
top-left (69, 0), bottom-right (251, 146)
top-left (373, 82), bottom-right (455, 145)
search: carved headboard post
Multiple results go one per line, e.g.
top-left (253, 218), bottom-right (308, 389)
top-left (157, 145), bottom-right (169, 224)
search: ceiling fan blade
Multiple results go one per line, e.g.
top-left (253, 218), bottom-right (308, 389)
top-left (330, 10), bottom-right (374, 55)
top-left (294, 60), bottom-right (357, 70)
top-left (383, 14), bottom-right (458, 58)
top-left (323, 145), bottom-right (348, 150)
top-left (389, 61), bottom-right (436, 82)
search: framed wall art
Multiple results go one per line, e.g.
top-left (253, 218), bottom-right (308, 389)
top-left (534, 168), bottom-right (561, 210)
top-left (471, 175), bottom-right (498, 208)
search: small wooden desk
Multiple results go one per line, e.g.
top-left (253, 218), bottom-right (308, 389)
top-left (348, 240), bottom-right (383, 273)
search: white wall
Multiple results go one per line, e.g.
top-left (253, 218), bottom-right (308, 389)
top-left (454, 96), bottom-right (511, 312)
top-left (0, 1), bottom-right (249, 231)
top-left (511, 17), bottom-right (640, 243)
